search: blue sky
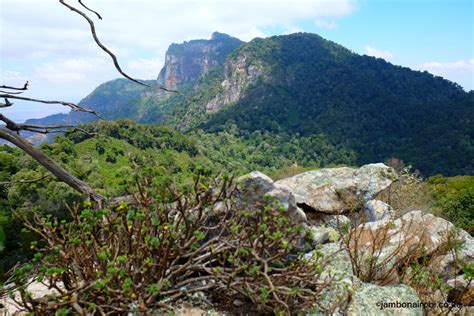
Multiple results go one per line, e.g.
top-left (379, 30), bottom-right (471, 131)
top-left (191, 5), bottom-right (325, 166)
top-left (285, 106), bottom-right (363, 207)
top-left (1, 0), bottom-right (472, 121)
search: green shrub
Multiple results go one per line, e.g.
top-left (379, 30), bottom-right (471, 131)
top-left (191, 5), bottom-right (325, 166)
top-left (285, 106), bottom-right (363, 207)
top-left (8, 176), bottom-right (331, 314)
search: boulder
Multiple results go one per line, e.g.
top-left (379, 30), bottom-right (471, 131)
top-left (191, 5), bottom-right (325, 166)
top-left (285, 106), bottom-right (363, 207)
top-left (349, 210), bottom-right (474, 283)
top-left (306, 242), bottom-right (361, 311)
top-left (364, 199), bottom-right (394, 222)
top-left (275, 163), bottom-right (396, 215)
top-left (305, 225), bottom-right (340, 245)
top-left (237, 171), bottom-right (307, 224)
top-left (237, 171), bottom-right (274, 204)
top-left (430, 232), bottom-right (474, 279)
top-left (346, 283), bottom-right (423, 315)
top-left (266, 186), bottom-right (307, 224)
top-left (320, 214), bottom-right (352, 229)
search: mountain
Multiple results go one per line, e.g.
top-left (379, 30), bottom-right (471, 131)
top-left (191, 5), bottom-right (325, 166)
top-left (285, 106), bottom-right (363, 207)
top-left (23, 32), bottom-right (473, 176)
top-left (146, 33), bottom-right (473, 176)
top-left (157, 32), bottom-right (244, 90)
top-left (24, 32), bottom-right (244, 128)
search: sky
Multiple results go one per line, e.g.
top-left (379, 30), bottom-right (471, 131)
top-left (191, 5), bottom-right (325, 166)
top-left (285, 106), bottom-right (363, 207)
top-left (0, 0), bottom-right (473, 121)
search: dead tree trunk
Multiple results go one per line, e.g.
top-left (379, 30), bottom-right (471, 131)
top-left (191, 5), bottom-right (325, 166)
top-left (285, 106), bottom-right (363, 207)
top-left (0, 127), bottom-right (103, 203)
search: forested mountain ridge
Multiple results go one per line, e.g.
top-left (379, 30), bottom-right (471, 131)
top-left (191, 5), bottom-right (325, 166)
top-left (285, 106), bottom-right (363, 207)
top-left (24, 32), bottom-right (473, 176)
top-left (206, 34), bottom-right (473, 175)
top-left (146, 33), bottom-right (473, 176)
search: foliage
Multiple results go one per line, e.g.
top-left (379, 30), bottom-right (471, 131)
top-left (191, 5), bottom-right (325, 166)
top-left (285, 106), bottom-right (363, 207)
top-left (376, 162), bottom-right (431, 215)
top-left (8, 176), bottom-right (331, 314)
top-left (66, 120), bottom-right (199, 155)
top-left (193, 34), bottom-right (472, 176)
top-left (26, 33), bottom-right (473, 176)
top-left (0, 122), bottom-right (210, 275)
top-left (428, 175), bottom-right (474, 235)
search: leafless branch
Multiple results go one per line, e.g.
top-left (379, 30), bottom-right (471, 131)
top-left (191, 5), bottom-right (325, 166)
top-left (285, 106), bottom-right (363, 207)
top-left (59, 0), bottom-right (147, 87)
top-left (0, 175), bottom-right (50, 186)
top-left (78, 0), bottom-right (102, 20)
top-left (59, 0), bottom-right (178, 93)
top-left (0, 98), bottom-right (13, 107)
top-left (0, 81), bottom-right (29, 91)
top-left (0, 90), bottom-right (23, 95)
top-left (0, 93), bottom-right (101, 117)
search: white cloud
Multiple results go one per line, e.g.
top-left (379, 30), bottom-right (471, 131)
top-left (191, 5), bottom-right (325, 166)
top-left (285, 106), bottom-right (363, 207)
top-left (34, 57), bottom-right (111, 84)
top-left (0, 70), bottom-right (29, 85)
top-left (416, 59), bottom-right (474, 90)
top-left (364, 45), bottom-right (393, 60)
top-left (315, 19), bottom-right (337, 30)
top-left (1, 0), bottom-right (358, 59)
top-left (128, 58), bottom-right (163, 80)
top-left (420, 59), bottom-right (474, 74)
top-left (0, 0), bottom-right (358, 121)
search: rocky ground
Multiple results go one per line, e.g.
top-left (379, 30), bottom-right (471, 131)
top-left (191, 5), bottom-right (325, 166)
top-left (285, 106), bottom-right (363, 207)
top-left (2, 163), bottom-right (473, 315)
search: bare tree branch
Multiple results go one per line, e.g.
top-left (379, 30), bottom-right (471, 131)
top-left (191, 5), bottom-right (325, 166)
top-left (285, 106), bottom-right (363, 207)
top-left (0, 126), bottom-right (103, 203)
top-left (0, 93), bottom-right (101, 117)
top-left (0, 81), bottom-right (29, 91)
top-left (0, 90), bottom-right (23, 95)
top-left (0, 1), bottom-right (178, 208)
top-left (0, 114), bottom-right (100, 136)
top-left (59, 0), bottom-right (148, 87)
top-left (78, 0), bottom-right (102, 20)
top-left (59, 0), bottom-right (178, 93)
top-left (0, 175), bottom-right (50, 186)
top-left (0, 98), bottom-right (13, 107)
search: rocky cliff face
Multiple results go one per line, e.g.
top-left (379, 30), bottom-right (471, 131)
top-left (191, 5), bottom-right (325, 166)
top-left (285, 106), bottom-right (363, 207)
top-left (157, 32), bottom-right (244, 90)
top-left (205, 52), bottom-right (264, 112)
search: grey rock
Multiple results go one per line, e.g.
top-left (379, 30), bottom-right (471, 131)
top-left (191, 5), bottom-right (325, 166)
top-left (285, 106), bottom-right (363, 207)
top-left (321, 214), bottom-right (352, 229)
top-left (431, 233), bottom-right (474, 279)
top-left (306, 225), bottom-right (340, 245)
top-left (237, 171), bottom-right (274, 204)
top-left (157, 32), bottom-right (243, 91)
top-left (347, 283), bottom-right (423, 315)
top-left (364, 199), bottom-right (394, 222)
top-left (275, 163), bottom-right (396, 215)
top-left (237, 171), bottom-right (307, 224)
top-left (267, 186), bottom-right (307, 224)
top-left (306, 242), bottom-right (361, 309)
top-left (350, 210), bottom-right (474, 283)
top-left (205, 53), bottom-right (264, 112)
top-left (447, 276), bottom-right (474, 306)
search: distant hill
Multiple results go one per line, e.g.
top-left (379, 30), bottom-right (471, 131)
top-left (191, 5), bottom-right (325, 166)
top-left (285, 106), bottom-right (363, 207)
top-left (24, 32), bottom-right (473, 176)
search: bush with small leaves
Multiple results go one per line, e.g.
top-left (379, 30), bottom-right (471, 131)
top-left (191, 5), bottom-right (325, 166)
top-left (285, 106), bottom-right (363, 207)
top-left (6, 175), bottom-right (331, 314)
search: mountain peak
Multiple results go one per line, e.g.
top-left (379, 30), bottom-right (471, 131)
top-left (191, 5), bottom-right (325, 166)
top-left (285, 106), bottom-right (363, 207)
top-left (211, 31), bottom-right (231, 40)
top-left (157, 32), bottom-right (244, 90)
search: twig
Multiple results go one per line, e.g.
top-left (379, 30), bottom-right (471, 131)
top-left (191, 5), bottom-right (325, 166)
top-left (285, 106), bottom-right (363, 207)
top-left (0, 175), bottom-right (49, 186)
top-left (0, 94), bottom-right (101, 117)
top-left (0, 81), bottom-right (29, 91)
top-left (78, 0), bottom-right (102, 20)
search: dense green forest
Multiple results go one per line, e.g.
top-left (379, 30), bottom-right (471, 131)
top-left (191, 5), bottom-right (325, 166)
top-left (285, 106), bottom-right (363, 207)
top-left (7, 32), bottom-right (472, 287)
top-left (27, 33), bottom-right (473, 177)
top-left (1, 120), bottom-right (473, 276)
top-left (194, 34), bottom-right (473, 176)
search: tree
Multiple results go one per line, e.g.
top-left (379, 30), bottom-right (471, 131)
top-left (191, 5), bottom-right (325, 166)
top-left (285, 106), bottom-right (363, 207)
top-left (0, 0), bottom-right (175, 205)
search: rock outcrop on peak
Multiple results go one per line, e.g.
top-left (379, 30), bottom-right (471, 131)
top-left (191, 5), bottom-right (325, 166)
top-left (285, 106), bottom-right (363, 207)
top-left (205, 52), bottom-right (264, 113)
top-left (157, 32), bottom-right (244, 90)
